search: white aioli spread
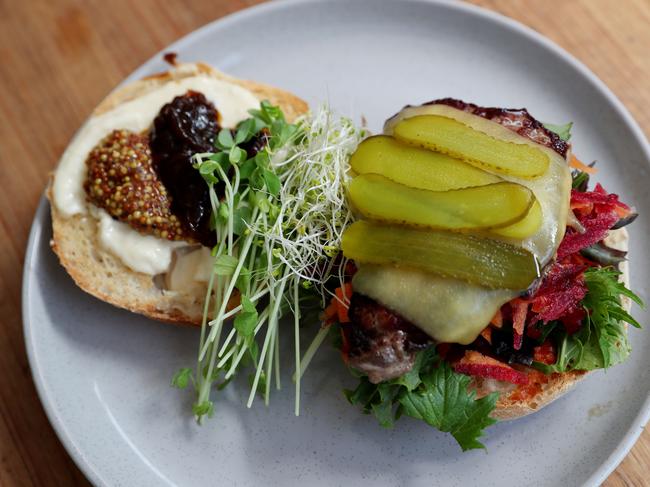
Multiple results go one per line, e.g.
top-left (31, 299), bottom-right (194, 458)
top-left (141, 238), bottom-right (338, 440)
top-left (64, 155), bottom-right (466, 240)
top-left (165, 246), bottom-right (214, 291)
top-left (52, 75), bottom-right (260, 275)
top-left (92, 207), bottom-right (185, 275)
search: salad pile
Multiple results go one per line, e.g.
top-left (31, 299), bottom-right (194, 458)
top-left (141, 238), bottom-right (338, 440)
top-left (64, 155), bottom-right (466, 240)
top-left (172, 104), bottom-right (642, 451)
top-left (172, 102), bottom-right (364, 419)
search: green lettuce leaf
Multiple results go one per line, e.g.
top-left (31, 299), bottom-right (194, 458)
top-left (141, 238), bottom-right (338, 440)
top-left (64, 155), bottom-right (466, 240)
top-left (543, 121), bottom-right (573, 141)
top-left (535, 267), bottom-right (643, 374)
top-left (571, 170), bottom-right (590, 191)
top-left (344, 347), bottom-right (498, 451)
top-left (399, 362), bottom-right (498, 451)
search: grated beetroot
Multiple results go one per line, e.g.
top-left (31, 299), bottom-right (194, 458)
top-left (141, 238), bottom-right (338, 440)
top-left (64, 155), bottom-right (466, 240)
top-left (530, 261), bottom-right (588, 323)
top-left (454, 351), bottom-right (529, 385)
top-left (557, 212), bottom-right (619, 259)
top-left (571, 184), bottom-right (630, 212)
top-left (445, 178), bottom-right (633, 402)
top-left (526, 184), bottom-right (628, 330)
top-left (558, 185), bottom-right (626, 260)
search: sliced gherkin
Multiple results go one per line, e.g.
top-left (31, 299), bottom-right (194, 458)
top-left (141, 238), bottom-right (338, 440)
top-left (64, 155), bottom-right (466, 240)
top-left (348, 174), bottom-right (535, 231)
top-left (341, 220), bottom-right (539, 290)
top-left (492, 200), bottom-right (543, 239)
top-left (393, 115), bottom-right (550, 178)
top-left (383, 102), bottom-right (572, 264)
top-left (350, 135), bottom-right (501, 190)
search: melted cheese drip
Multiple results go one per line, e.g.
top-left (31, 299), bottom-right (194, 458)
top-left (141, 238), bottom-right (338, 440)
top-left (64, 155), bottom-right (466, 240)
top-left (355, 105), bottom-right (572, 344)
top-left (52, 74), bottom-right (260, 276)
top-left (353, 265), bottom-right (515, 344)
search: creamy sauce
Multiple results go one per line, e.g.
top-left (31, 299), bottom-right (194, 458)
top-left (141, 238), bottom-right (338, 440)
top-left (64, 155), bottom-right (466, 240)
top-left (165, 246), bottom-right (214, 291)
top-left (53, 74), bottom-right (260, 276)
top-left (362, 104), bottom-right (573, 343)
top-left (92, 206), bottom-right (185, 275)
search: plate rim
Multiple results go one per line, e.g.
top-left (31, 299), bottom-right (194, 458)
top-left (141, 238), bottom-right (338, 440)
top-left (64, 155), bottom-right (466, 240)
top-left (22, 1), bottom-right (650, 486)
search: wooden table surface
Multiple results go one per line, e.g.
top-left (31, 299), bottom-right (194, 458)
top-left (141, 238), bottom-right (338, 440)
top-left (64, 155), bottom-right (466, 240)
top-left (1, 0), bottom-right (648, 485)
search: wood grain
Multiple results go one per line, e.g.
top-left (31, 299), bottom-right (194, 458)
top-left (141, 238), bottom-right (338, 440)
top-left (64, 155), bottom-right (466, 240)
top-left (0, 0), bottom-right (647, 485)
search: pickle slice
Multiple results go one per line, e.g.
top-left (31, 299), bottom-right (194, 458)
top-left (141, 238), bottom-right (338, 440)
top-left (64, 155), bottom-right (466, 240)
top-left (393, 115), bottom-right (549, 178)
top-left (348, 174), bottom-right (534, 230)
top-left (492, 200), bottom-right (543, 239)
top-left (350, 135), bottom-right (501, 191)
top-left (342, 220), bottom-right (539, 290)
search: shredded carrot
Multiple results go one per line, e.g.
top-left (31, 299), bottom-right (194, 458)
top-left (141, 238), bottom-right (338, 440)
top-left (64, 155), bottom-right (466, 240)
top-left (511, 299), bottom-right (529, 350)
top-left (614, 204), bottom-right (631, 218)
top-left (533, 340), bottom-right (556, 365)
top-left (570, 200), bottom-right (593, 212)
top-left (490, 308), bottom-right (503, 328)
top-left (334, 283), bottom-right (353, 323)
top-left (323, 300), bottom-right (338, 322)
top-left (480, 326), bottom-right (493, 344)
top-left (569, 155), bottom-right (598, 175)
top-left (335, 282), bottom-right (353, 302)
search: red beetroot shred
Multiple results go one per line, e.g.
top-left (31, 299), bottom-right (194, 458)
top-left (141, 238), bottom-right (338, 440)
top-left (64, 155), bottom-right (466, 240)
top-left (530, 184), bottom-right (627, 326)
top-left (530, 261), bottom-right (588, 324)
top-left (454, 351), bottom-right (529, 385)
top-left (557, 184), bottom-right (630, 259)
top-left (454, 184), bottom-right (630, 386)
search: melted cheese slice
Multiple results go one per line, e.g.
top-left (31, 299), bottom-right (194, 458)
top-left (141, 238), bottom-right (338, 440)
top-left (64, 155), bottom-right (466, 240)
top-left (353, 104), bottom-right (572, 344)
top-left (353, 265), bottom-right (515, 344)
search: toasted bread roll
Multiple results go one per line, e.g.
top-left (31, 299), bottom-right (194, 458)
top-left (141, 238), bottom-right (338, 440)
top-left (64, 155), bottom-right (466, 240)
top-left (49, 62), bottom-right (308, 325)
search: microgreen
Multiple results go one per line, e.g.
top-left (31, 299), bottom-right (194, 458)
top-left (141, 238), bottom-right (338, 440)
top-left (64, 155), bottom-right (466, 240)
top-left (177, 102), bottom-right (363, 422)
top-left (171, 367), bottom-right (193, 389)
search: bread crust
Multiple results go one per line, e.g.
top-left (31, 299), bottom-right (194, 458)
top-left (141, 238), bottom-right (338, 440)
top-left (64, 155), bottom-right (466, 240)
top-left (48, 62), bottom-right (308, 326)
top-left (480, 227), bottom-right (631, 419)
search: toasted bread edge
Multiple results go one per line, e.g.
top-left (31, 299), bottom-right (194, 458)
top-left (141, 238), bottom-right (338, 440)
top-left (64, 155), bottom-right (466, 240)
top-left (48, 62), bottom-right (308, 326)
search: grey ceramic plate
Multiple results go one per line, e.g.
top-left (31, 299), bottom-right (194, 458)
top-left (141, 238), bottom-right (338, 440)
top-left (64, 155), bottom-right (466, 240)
top-left (23, 1), bottom-right (650, 486)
